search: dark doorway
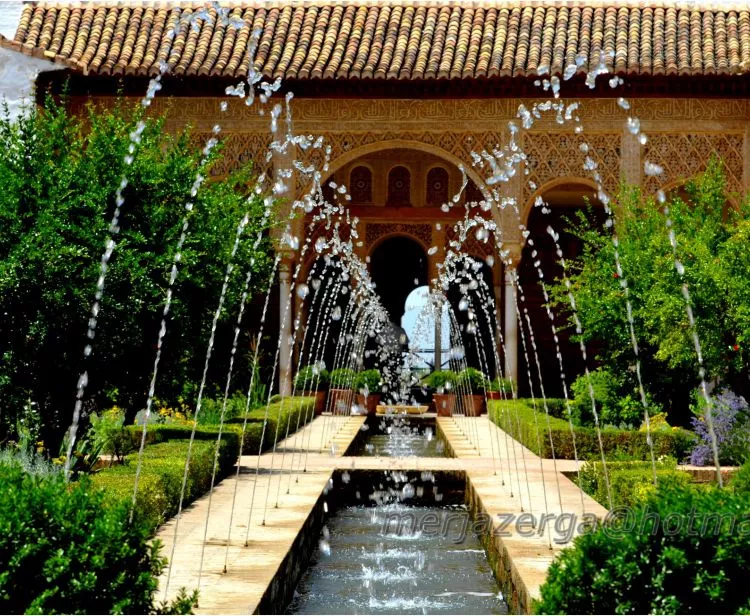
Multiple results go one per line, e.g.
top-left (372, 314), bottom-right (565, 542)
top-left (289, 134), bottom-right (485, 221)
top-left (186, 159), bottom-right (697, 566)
top-left (369, 236), bottom-right (428, 325)
top-left (517, 184), bottom-right (605, 397)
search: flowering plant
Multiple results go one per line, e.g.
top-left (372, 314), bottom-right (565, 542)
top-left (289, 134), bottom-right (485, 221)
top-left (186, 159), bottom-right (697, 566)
top-left (689, 389), bottom-right (750, 466)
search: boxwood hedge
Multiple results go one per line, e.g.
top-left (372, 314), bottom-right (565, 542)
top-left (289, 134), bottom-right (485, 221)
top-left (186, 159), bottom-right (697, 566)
top-left (489, 400), bottom-right (696, 461)
top-left (94, 396), bottom-right (316, 531)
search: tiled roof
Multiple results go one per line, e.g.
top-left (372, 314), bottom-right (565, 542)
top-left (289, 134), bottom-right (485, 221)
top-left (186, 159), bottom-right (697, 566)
top-left (2, 1), bottom-right (750, 79)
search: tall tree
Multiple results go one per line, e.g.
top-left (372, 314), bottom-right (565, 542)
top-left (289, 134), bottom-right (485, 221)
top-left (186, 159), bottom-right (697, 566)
top-left (0, 99), bottom-right (274, 446)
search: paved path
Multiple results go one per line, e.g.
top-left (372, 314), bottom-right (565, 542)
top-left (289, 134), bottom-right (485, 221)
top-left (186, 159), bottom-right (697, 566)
top-left (154, 413), bottom-right (606, 614)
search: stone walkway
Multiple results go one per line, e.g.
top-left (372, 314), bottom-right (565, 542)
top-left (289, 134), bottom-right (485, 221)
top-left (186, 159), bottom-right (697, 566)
top-left (154, 413), bottom-right (606, 614)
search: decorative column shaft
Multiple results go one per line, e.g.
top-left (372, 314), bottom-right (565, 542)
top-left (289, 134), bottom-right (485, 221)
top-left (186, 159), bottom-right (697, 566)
top-left (503, 266), bottom-right (519, 389)
top-left (278, 259), bottom-right (293, 397)
top-left (434, 299), bottom-right (443, 371)
top-left (430, 224), bottom-right (447, 371)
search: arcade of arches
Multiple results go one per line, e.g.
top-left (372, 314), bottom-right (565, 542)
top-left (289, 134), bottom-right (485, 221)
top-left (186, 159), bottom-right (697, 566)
top-left (287, 144), bottom-right (607, 399)
top-left (47, 95), bottom-right (750, 397)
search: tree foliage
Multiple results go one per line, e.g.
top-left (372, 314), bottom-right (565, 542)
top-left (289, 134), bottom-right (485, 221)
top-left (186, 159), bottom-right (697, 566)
top-left (554, 159), bottom-right (750, 423)
top-left (0, 98), bottom-right (274, 445)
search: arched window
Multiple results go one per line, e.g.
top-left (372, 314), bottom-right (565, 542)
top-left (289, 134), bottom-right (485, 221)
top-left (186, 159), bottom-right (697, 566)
top-left (426, 167), bottom-right (449, 206)
top-left (387, 166), bottom-right (411, 206)
top-left (349, 166), bottom-right (373, 203)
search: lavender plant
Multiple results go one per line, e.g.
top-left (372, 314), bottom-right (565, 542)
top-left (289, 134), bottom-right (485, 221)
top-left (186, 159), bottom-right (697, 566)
top-left (690, 389), bottom-right (750, 466)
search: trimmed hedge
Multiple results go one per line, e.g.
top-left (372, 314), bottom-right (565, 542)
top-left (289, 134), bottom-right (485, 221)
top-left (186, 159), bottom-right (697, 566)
top-left (489, 400), bottom-right (696, 461)
top-left (92, 438), bottom-right (236, 531)
top-left (95, 397), bottom-right (316, 531)
top-left (578, 459), bottom-right (693, 508)
top-left (226, 396), bottom-right (317, 453)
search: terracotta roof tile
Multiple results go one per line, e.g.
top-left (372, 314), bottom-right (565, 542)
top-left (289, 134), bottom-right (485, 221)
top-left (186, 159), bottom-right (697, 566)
top-left (3, 1), bottom-right (749, 80)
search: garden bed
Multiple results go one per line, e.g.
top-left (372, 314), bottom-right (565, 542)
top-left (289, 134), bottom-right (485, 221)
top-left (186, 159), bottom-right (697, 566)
top-left (93, 396), bottom-right (316, 531)
top-left (488, 399), bottom-right (695, 461)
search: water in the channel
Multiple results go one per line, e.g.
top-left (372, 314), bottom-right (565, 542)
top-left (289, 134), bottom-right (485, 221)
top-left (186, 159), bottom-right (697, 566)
top-left (287, 503), bottom-right (507, 614)
top-left (346, 417), bottom-right (449, 458)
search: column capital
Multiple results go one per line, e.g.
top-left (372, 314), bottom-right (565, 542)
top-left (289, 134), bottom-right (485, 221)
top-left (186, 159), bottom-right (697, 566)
top-left (501, 242), bottom-right (523, 271)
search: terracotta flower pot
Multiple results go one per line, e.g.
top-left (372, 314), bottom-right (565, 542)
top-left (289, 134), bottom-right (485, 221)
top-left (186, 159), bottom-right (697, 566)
top-left (433, 393), bottom-right (456, 417)
top-left (328, 388), bottom-right (354, 415)
top-left (314, 390), bottom-right (327, 415)
top-left (356, 393), bottom-right (381, 415)
top-left (462, 394), bottom-right (486, 417)
top-left (486, 391), bottom-right (502, 400)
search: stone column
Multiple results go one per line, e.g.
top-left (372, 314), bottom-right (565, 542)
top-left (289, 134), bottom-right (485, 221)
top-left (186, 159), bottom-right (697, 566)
top-left (278, 257), bottom-right (293, 397)
top-left (430, 224), bottom-right (447, 370)
top-left (271, 136), bottom-right (297, 396)
top-left (503, 248), bottom-right (522, 389)
top-left (492, 261), bottom-right (503, 379)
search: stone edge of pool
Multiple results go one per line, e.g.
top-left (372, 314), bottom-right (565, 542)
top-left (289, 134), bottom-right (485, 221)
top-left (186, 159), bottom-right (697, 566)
top-left (251, 415), bottom-right (607, 615)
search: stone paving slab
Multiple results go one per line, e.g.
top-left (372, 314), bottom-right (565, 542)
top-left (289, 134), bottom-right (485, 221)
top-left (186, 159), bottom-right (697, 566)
top-left (155, 416), bottom-right (362, 614)
top-left (437, 416), bottom-right (607, 611)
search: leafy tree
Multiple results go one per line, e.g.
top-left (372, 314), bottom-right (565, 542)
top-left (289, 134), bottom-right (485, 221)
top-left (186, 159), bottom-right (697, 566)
top-left (0, 98), bottom-right (274, 447)
top-left (553, 159), bottom-right (750, 424)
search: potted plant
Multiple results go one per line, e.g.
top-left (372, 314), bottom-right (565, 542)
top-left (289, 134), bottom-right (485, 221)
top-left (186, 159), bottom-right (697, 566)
top-left (354, 369), bottom-right (381, 415)
top-left (294, 364), bottom-right (330, 415)
top-left (487, 376), bottom-right (514, 400)
top-left (328, 367), bottom-right (356, 415)
top-left (426, 370), bottom-right (458, 417)
top-left (457, 367), bottom-right (488, 416)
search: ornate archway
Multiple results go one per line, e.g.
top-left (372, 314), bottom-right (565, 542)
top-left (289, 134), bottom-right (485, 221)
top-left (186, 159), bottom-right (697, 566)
top-left (369, 235), bottom-right (428, 325)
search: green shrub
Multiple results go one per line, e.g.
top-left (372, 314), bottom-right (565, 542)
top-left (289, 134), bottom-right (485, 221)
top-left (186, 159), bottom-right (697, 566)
top-left (535, 481), bottom-right (750, 614)
top-left (329, 367), bottom-right (356, 389)
top-left (490, 400), bottom-right (695, 461)
top-left (0, 458), bottom-right (196, 614)
top-left (730, 460), bottom-right (750, 492)
top-left (196, 395), bottom-right (248, 425)
top-left (93, 436), bottom-right (237, 531)
top-left (569, 368), bottom-right (618, 426)
top-left (90, 406), bottom-right (134, 463)
top-left (425, 370), bottom-right (458, 391)
top-left (456, 367), bottom-right (488, 392)
top-left (487, 376), bottom-right (515, 394)
top-left (354, 369), bottom-right (381, 394)
top-left (569, 369), bottom-right (661, 428)
top-left (578, 458), bottom-right (693, 508)
top-left (542, 398), bottom-right (567, 419)
top-left (294, 365), bottom-right (330, 392)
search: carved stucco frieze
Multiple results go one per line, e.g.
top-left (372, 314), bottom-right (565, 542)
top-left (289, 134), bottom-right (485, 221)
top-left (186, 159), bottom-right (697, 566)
top-left (365, 223), bottom-right (433, 252)
top-left (643, 132), bottom-right (745, 196)
top-left (140, 97), bottom-right (750, 133)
